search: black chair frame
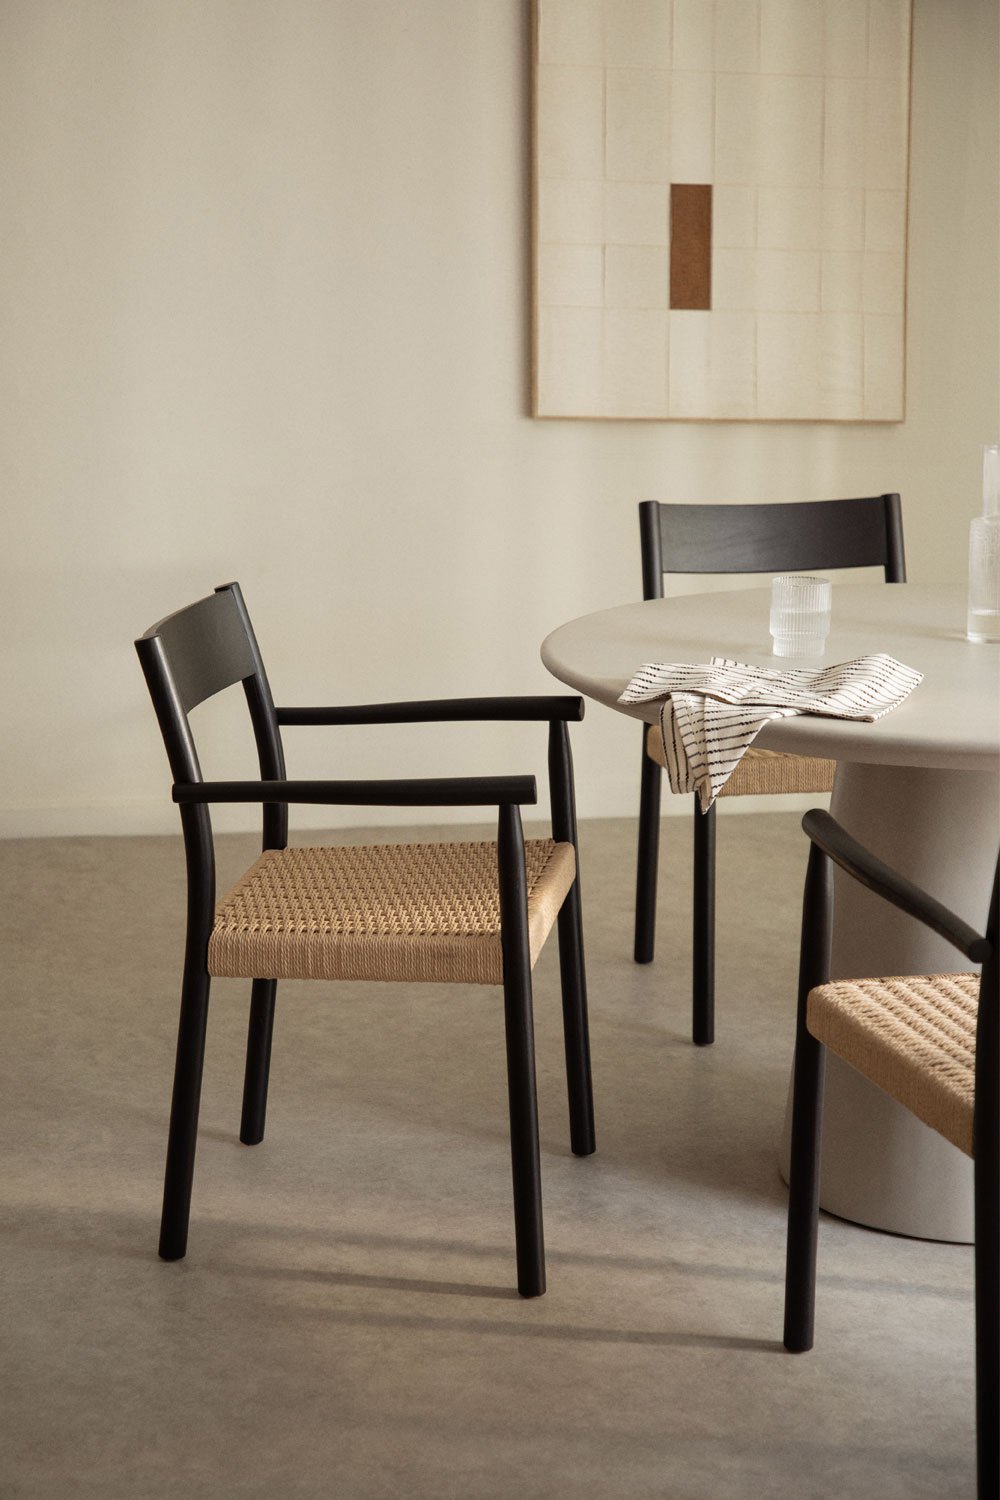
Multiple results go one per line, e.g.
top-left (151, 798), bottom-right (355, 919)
top-left (634, 493), bottom-right (906, 1046)
top-left (137, 582), bottom-right (596, 1298)
top-left (784, 809), bottom-right (998, 1500)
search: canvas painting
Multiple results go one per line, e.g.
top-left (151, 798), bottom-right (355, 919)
top-left (532, 0), bottom-right (912, 421)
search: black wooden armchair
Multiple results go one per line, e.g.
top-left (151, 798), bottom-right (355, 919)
top-left (784, 809), bottom-right (998, 1499)
top-left (136, 581), bottom-right (596, 1297)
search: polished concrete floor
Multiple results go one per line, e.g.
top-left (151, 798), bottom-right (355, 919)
top-left (1, 814), bottom-right (976, 1498)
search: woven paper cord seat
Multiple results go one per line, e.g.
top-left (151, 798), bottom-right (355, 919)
top-left (209, 839), bottom-right (576, 986)
top-left (644, 724), bottom-right (836, 797)
top-left (807, 972), bottom-right (979, 1156)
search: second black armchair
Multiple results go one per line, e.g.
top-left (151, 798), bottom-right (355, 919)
top-left (633, 494), bottom-right (906, 1047)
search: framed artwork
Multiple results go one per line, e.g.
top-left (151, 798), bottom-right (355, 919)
top-left (532, 0), bottom-right (912, 421)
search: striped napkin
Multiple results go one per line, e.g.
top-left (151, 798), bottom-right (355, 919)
top-left (619, 654), bottom-right (923, 813)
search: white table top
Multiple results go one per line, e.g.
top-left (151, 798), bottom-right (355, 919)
top-left (542, 583), bottom-right (1000, 772)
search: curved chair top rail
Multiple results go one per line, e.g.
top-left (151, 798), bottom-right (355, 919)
top-left (136, 584), bottom-right (257, 716)
top-left (639, 494), bottom-right (905, 597)
top-left (135, 582), bottom-right (284, 800)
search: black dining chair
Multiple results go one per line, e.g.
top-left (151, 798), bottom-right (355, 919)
top-left (784, 809), bottom-right (998, 1500)
top-left (633, 494), bottom-right (906, 1045)
top-left (136, 581), bottom-right (596, 1298)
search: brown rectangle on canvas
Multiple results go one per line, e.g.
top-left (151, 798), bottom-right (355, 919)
top-left (670, 184), bottom-right (712, 310)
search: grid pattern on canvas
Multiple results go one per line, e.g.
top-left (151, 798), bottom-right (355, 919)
top-left (533, 0), bottom-right (911, 421)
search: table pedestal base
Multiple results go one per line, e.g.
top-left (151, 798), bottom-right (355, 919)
top-left (780, 760), bottom-right (998, 1243)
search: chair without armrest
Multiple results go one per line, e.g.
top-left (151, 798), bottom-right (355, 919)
top-left (783, 809), bottom-right (998, 1500)
top-left (634, 493), bottom-right (906, 1047)
top-left (136, 582), bottom-right (596, 1298)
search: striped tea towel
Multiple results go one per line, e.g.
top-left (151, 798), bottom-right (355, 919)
top-left (619, 654), bottom-right (922, 813)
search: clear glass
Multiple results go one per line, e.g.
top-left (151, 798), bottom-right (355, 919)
top-left (769, 574), bottom-right (832, 658)
top-left (967, 516), bottom-right (1000, 642)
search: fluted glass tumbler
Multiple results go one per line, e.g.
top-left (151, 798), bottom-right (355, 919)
top-left (770, 575), bottom-right (832, 658)
top-left (967, 517), bottom-right (1000, 642)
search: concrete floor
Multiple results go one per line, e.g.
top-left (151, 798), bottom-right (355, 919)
top-left (1, 813), bottom-right (976, 1498)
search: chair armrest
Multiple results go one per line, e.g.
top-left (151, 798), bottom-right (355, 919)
top-left (274, 695), bottom-right (585, 727)
top-left (802, 809), bottom-right (991, 964)
top-left (172, 775), bottom-right (537, 809)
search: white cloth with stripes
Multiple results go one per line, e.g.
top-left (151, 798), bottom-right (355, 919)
top-left (619, 654), bottom-right (923, 812)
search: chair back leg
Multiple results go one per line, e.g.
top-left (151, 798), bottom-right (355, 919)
top-left (159, 966), bottom-right (212, 1261)
top-left (634, 745), bottom-right (662, 962)
top-left (556, 884), bottom-right (596, 1157)
top-left (546, 716), bottom-right (596, 1159)
top-left (692, 799), bottom-right (716, 1045)
top-left (240, 977), bottom-right (278, 1145)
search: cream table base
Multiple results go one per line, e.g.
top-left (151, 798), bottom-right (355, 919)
top-left (780, 761), bottom-right (999, 1244)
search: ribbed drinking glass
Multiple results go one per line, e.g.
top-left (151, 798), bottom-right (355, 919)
top-left (769, 575), bottom-right (832, 658)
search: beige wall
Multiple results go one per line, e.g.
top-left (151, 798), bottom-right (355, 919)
top-left (1, 0), bottom-right (997, 838)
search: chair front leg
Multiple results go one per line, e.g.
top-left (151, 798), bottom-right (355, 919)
top-left (159, 963), bottom-right (212, 1261)
top-left (783, 1026), bottom-right (826, 1351)
top-left (634, 744), bottom-right (662, 963)
top-left (973, 965), bottom-right (999, 1500)
top-left (692, 799), bottom-right (716, 1045)
top-left (784, 839), bottom-right (833, 1351)
top-left (240, 977), bottom-right (278, 1145)
top-left (974, 1145), bottom-right (999, 1500)
top-left (498, 804), bottom-right (545, 1298)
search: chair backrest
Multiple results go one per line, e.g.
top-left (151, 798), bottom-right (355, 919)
top-left (135, 582), bottom-right (287, 847)
top-left (639, 495), bottom-right (906, 600)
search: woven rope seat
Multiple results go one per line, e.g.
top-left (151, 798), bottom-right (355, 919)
top-left (807, 972), bottom-right (980, 1156)
top-left (645, 724), bottom-right (835, 797)
top-left (208, 839), bottom-right (576, 987)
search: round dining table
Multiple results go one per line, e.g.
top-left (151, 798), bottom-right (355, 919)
top-left (542, 582), bottom-right (1000, 1242)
